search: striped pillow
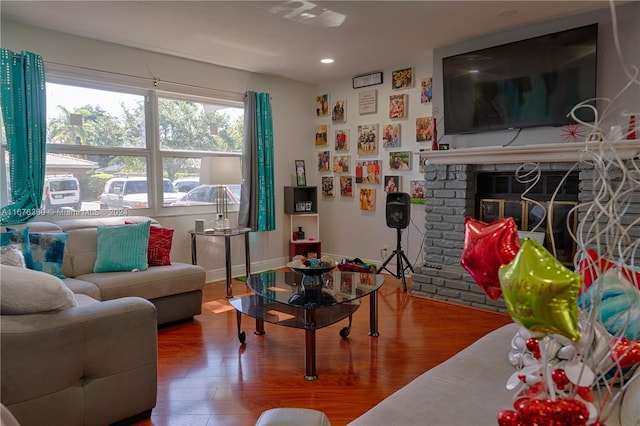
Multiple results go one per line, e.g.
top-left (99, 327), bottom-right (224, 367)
top-left (94, 221), bottom-right (151, 273)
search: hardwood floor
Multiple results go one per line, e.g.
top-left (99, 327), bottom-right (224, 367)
top-left (135, 272), bottom-right (512, 426)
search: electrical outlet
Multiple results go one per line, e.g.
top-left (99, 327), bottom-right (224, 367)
top-left (380, 246), bottom-right (388, 260)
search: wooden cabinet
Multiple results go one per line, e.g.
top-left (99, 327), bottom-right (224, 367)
top-left (285, 186), bottom-right (321, 260)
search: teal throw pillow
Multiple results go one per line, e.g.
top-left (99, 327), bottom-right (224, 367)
top-left (1, 227), bottom-right (31, 266)
top-left (28, 232), bottom-right (69, 278)
top-left (94, 221), bottom-right (151, 273)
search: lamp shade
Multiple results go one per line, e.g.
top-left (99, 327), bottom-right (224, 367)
top-left (200, 156), bottom-right (242, 185)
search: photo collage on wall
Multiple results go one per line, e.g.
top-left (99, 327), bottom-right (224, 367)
top-left (313, 68), bottom-right (427, 209)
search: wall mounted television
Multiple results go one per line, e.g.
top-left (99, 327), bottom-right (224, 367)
top-left (443, 24), bottom-right (598, 135)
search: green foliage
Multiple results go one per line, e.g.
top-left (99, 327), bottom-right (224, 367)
top-left (86, 172), bottom-right (113, 201)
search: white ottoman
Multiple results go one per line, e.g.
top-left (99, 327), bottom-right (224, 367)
top-left (255, 408), bottom-right (331, 426)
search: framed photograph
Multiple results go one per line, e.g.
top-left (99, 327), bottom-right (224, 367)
top-left (411, 180), bottom-right (426, 204)
top-left (331, 100), bottom-right (346, 124)
top-left (333, 154), bottom-right (350, 173)
top-left (392, 67), bottom-right (414, 90)
top-left (389, 94), bottom-right (408, 119)
top-left (382, 123), bottom-right (400, 148)
top-left (357, 123), bottom-right (378, 155)
top-left (321, 176), bottom-right (335, 197)
top-left (420, 77), bottom-right (433, 104)
top-left (419, 153), bottom-right (428, 173)
top-left (318, 150), bottom-right (331, 172)
top-left (384, 175), bottom-right (401, 193)
top-left (355, 160), bottom-right (381, 185)
top-left (315, 124), bottom-right (329, 146)
top-left (352, 71), bottom-right (383, 89)
top-left (340, 176), bottom-right (353, 197)
top-left (358, 89), bottom-right (377, 114)
top-left (416, 116), bottom-right (433, 142)
top-left (316, 94), bottom-right (329, 117)
top-left (389, 151), bottom-right (412, 171)
top-left (359, 188), bottom-right (376, 211)
top-left (334, 129), bottom-right (349, 151)
top-left (295, 160), bottom-right (306, 186)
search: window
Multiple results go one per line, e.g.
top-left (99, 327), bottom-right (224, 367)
top-left (42, 76), bottom-right (243, 214)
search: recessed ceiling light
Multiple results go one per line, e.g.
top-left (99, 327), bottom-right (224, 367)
top-left (320, 58), bottom-right (335, 64)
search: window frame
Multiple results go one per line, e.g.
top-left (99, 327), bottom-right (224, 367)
top-left (42, 66), bottom-right (244, 217)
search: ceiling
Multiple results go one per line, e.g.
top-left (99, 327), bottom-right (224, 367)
top-left (1, 1), bottom-right (616, 85)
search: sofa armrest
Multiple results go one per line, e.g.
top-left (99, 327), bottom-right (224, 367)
top-left (1, 297), bottom-right (158, 425)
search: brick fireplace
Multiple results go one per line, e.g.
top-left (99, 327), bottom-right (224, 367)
top-left (411, 142), bottom-right (640, 312)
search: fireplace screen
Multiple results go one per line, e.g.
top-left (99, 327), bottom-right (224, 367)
top-left (477, 172), bottom-right (579, 266)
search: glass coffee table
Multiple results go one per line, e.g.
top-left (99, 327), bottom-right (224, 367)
top-left (229, 270), bottom-right (384, 380)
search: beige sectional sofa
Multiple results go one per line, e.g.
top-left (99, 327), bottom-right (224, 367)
top-left (21, 216), bottom-right (206, 325)
top-left (1, 216), bottom-right (207, 425)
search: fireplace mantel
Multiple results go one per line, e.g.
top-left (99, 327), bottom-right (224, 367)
top-left (422, 140), bottom-right (640, 165)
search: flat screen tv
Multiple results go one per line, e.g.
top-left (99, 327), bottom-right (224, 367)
top-left (443, 24), bottom-right (597, 135)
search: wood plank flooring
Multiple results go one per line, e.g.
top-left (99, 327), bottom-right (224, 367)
top-left (134, 272), bottom-right (512, 426)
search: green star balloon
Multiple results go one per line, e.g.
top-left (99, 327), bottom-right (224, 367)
top-left (499, 238), bottom-right (583, 341)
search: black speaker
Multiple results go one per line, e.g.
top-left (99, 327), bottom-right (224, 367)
top-left (386, 192), bottom-right (410, 229)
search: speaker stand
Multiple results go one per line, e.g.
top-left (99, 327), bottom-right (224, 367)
top-left (377, 228), bottom-right (414, 291)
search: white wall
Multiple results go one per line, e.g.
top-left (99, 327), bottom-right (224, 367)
top-left (314, 55), bottom-right (433, 271)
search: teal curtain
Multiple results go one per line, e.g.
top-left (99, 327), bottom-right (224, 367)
top-left (0, 49), bottom-right (47, 225)
top-left (238, 91), bottom-right (275, 231)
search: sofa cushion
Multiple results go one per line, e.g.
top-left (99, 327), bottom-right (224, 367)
top-left (94, 221), bottom-right (151, 273)
top-left (63, 277), bottom-right (102, 300)
top-left (0, 265), bottom-right (77, 314)
top-left (27, 232), bottom-right (69, 278)
top-left (77, 263), bottom-right (205, 301)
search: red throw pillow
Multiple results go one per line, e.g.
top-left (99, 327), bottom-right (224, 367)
top-left (125, 222), bottom-right (174, 266)
top-left (148, 226), bottom-right (174, 266)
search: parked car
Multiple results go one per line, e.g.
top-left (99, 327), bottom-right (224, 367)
top-left (99, 177), bottom-right (178, 209)
top-left (170, 184), bottom-right (241, 207)
top-left (42, 175), bottom-right (81, 210)
top-left (173, 177), bottom-right (200, 194)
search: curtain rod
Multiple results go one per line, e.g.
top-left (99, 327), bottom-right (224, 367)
top-left (44, 60), bottom-right (245, 97)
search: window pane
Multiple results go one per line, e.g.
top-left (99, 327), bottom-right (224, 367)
top-left (158, 97), bottom-right (243, 152)
top-left (46, 83), bottom-right (145, 148)
top-left (44, 154), bottom-right (148, 211)
top-left (164, 156), bottom-right (241, 209)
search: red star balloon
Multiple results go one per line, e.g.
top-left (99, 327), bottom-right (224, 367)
top-left (461, 217), bottom-right (521, 300)
top-left (610, 337), bottom-right (640, 368)
top-left (499, 238), bottom-right (583, 341)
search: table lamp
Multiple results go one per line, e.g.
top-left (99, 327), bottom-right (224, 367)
top-left (199, 156), bottom-right (242, 231)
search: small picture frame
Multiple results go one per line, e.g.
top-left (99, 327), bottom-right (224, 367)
top-left (318, 150), bottom-right (331, 172)
top-left (295, 160), bottom-right (306, 186)
top-left (340, 176), bottom-right (353, 197)
top-left (384, 175), bottom-right (401, 193)
top-left (333, 155), bottom-right (351, 173)
top-left (392, 67), bottom-right (414, 90)
top-left (321, 176), bottom-right (335, 197)
top-left (335, 129), bottom-right (349, 151)
top-left (389, 94), bottom-right (408, 119)
top-left (358, 89), bottom-right (378, 114)
top-left (382, 123), bottom-right (401, 148)
top-left (332, 100), bottom-right (346, 124)
top-left (389, 151), bottom-right (412, 171)
top-left (316, 94), bottom-right (329, 117)
top-left (315, 124), bottom-right (329, 146)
